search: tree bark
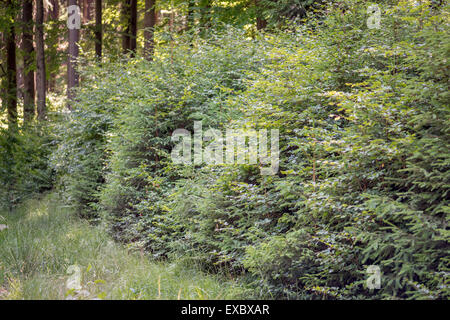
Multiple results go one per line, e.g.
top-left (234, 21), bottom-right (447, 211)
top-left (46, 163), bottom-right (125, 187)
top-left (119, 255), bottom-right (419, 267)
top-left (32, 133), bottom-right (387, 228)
top-left (51, 0), bottom-right (60, 19)
top-left (36, 0), bottom-right (46, 120)
top-left (256, 16), bottom-right (267, 30)
top-left (122, 0), bottom-right (130, 54)
top-left (186, 0), bottom-right (195, 31)
top-left (144, 0), bottom-right (156, 60)
top-left (130, 0), bottom-right (137, 56)
top-left (199, 0), bottom-right (211, 32)
top-left (47, 0), bottom-right (60, 92)
top-left (255, 0), bottom-right (267, 30)
top-left (95, 0), bottom-right (102, 59)
top-left (122, 0), bottom-right (137, 56)
top-left (22, 0), bottom-right (35, 124)
top-left (5, 0), bottom-right (17, 129)
top-left (83, 0), bottom-right (93, 23)
top-left (67, 0), bottom-right (80, 109)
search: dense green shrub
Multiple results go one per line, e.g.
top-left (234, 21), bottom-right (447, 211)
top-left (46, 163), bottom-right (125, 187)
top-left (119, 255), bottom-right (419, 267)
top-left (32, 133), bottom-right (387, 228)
top-left (51, 60), bottom-right (126, 218)
top-left (162, 1), bottom-right (449, 299)
top-left (238, 1), bottom-right (450, 299)
top-left (55, 1), bottom-right (449, 299)
top-left (98, 30), bottom-right (268, 255)
top-left (0, 125), bottom-right (54, 210)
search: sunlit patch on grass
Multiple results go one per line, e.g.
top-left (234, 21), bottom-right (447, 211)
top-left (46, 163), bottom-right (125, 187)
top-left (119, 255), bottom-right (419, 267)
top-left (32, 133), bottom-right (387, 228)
top-left (0, 193), bottom-right (247, 300)
top-left (25, 208), bottom-right (49, 221)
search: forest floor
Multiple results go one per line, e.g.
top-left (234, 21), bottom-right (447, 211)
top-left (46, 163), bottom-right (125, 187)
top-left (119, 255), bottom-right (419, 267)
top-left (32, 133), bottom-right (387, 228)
top-left (0, 193), bottom-right (244, 300)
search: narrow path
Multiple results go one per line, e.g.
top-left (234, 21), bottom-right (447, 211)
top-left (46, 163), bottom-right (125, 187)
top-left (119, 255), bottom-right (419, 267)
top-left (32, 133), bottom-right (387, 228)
top-left (0, 194), bottom-right (242, 300)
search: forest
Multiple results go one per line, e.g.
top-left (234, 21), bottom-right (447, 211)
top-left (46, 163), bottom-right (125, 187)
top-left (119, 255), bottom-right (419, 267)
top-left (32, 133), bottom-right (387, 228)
top-left (0, 0), bottom-right (448, 300)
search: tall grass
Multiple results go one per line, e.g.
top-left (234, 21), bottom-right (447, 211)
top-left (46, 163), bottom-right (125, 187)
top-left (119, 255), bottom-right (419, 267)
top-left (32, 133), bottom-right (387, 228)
top-left (0, 194), bottom-right (246, 300)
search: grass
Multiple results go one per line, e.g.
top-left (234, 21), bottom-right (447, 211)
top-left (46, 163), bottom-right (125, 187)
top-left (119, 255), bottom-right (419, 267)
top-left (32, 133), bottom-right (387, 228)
top-left (0, 193), bottom-right (247, 300)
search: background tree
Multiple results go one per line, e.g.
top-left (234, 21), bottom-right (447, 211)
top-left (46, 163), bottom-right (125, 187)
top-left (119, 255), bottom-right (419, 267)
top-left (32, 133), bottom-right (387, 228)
top-left (22, 0), bottom-right (35, 124)
top-left (122, 0), bottom-right (137, 56)
top-left (4, 0), bottom-right (17, 129)
top-left (67, 0), bottom-right (80, 108)
top-left (129, 0), bottom-right (137, 55)
top-left (199, 0), bottom-right (211, 32)
top-left (255, 0), bottom-right (267, 30)
top-left (144, 0), bottom-right (156, 60)
top-left (83, 0), bottom-right (93, 23)
top-left (95, 0), bottom-right (102, 59)
top-left (36, 0), bottom-right (46, 119)
top-left (186, 0), bottom-right (195, 31)
top-left (46, 0), bottom-right (61, 93)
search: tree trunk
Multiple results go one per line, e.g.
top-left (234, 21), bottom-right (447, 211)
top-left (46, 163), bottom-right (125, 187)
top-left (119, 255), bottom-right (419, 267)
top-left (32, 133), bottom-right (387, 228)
top-left (22, 0), bottom-right (35, 124)
top-left (186, 0), bottom-right (194, 31)
top-left (51, 0), bottom-right (60, 20)
top-left (36, 0), bottom-right (46, 120)
top-left (144, 0), bottom-right (156, 60)
top-left (199, 0), bottom-right (211, 31)
top-left (95, 0), bottom-right (102, 59)
top-left (5, 0), bottom-right (17, 130)
top-left (83, 0), bottom-right (93, 23)
top-left (67, 0), bottom-right (80, 109)
top-left (122, 0), bottom-right (137, 56)
top-left (256, 16), bottom-right (267, 30)
top-left (130, 0), bottom-right (137, 56)
top-left (122, 0), bottom-right (130, 54)
top-left (47, 0), bottom-right (60, 92)
top-left (198, 0), bottom-right (211, 38)
top-left (255, 0), bottom-right (267, 30)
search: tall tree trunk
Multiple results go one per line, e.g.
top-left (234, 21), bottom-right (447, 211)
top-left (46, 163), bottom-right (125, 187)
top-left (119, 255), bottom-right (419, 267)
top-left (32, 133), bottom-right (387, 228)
top-left (122, 0), bottom-right (137, 56)
top-left (144, 0), bottom-right (156, 60)
top-left (5, 0), bottom-right (17, 130)
top-left (22, 0), bottom-right (35, 124)
top-left (129, 0), bottom-right (137, 56)
top-left (83, 0), bottom-right (92, 23)
top-left (186, 0), bottom-right (194, 31)
top-left (67, 0), bottom-right (80, 109)
top-left (256, 16), bottom-right (267, 30)
top-left (47, 0), bottom-right (60, 92)
top-left (95, 0), bottom-right (102, 59)
top-left (36, 0), bottom-right (46, 120)
top-left (122, 0), bottom-right (130, 54)
top-left (255, 0), bottom-right (267, 30)
top-left (51, 1), bottom-right (60, 20)
top-left (199, 0), bottom-right (211, 35)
